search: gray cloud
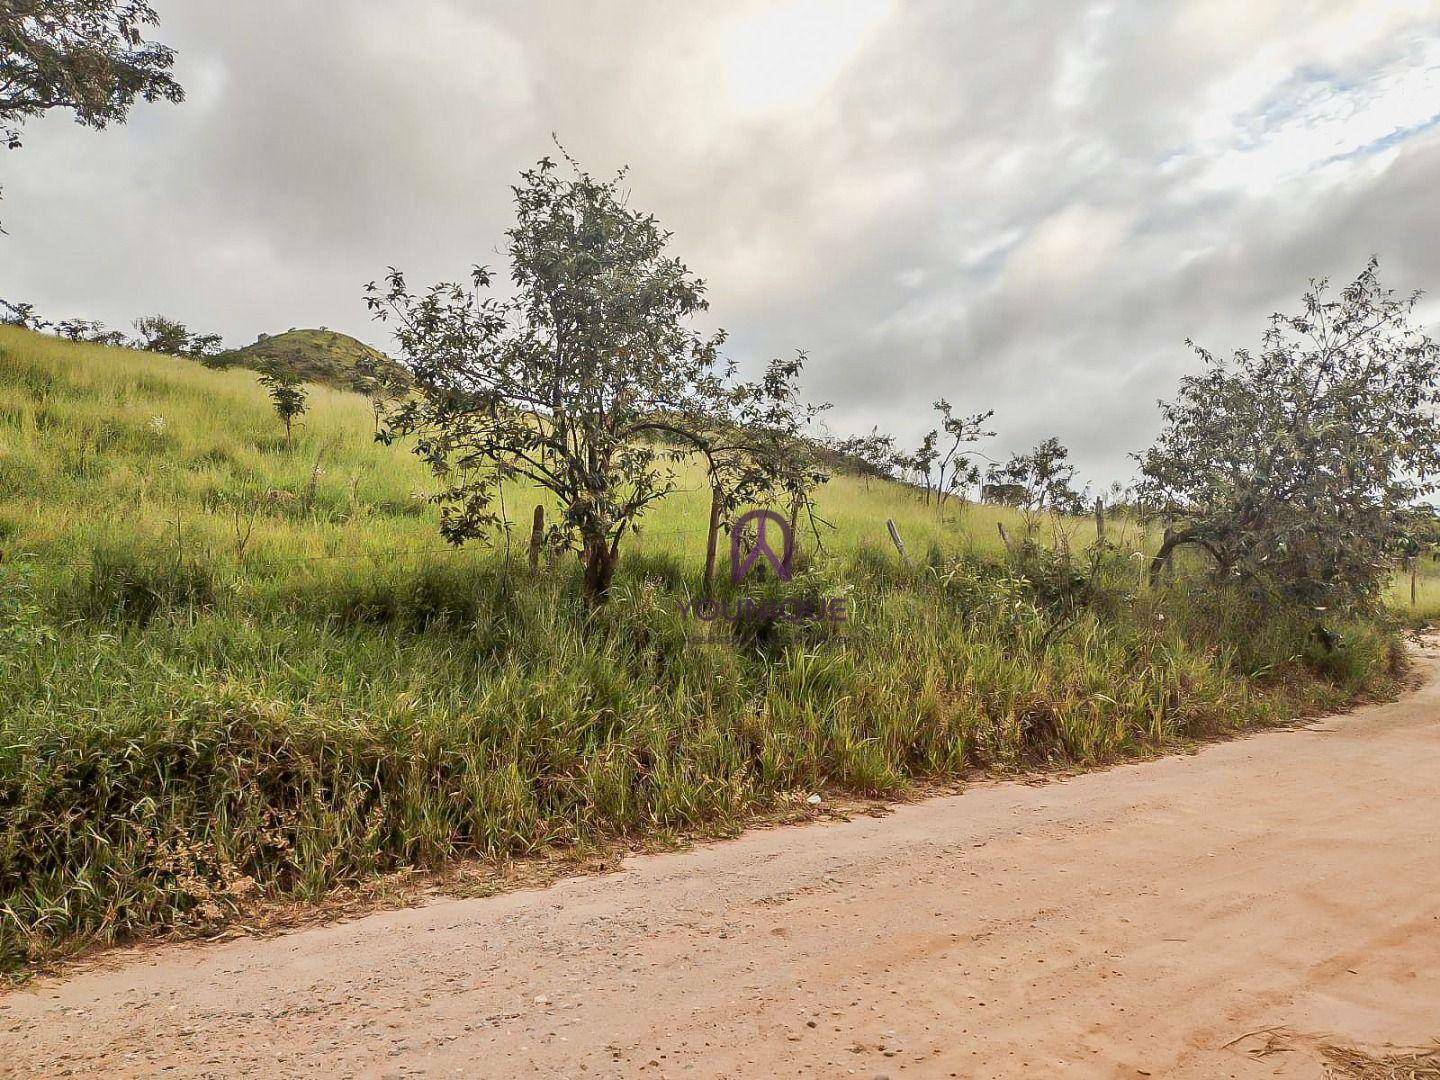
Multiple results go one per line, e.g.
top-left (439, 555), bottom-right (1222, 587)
top-left (4, 0), bottom-right (1439, 487)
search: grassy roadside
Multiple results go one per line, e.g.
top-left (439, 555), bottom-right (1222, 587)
top-left (0, 327), bottom-right (1409, 972)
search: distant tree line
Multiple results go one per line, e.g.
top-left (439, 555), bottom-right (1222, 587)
top-left (1, 298), bottom-right (224, 359)
top-left (830, 404), bottom-right (1088, 517)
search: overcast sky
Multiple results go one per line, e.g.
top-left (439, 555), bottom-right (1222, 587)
top-left (4, 0), bottom-right (1440, 486)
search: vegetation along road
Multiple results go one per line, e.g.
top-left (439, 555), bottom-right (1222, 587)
top-left (5, 641), bottom-right (1438, 1078)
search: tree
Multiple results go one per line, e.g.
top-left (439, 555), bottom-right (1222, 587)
top-left (131, 314), bottom-right (222, 359)
top-left (0, 295), bottom-right (46, 328)
top-left (352, 353), bottom-right (409, 436)
top-left (1136, 259), bottom-right (1440, 608)
top-left (697, 352), bottom-right (829, 592)
top-left (932, 399), bottom-right (994, 514)
top-left (257, 363), bottom-right (307, 448)
top-left (368, 152), bottom-right (818, 603)
top-left (131, 313), bottom-right (188, 354)
top-left (54, 316), bottom-right (99, 339)
top-left (894, 430), bottom-right (940, 503)
top-left (1, 1), bottom-right (183, 223)
top-left (831, 426), bottom-right (897, 489)
top-left (986, 436), bottom-right (1083, 513)
top-left (54, 315), bottom-right (122, 344)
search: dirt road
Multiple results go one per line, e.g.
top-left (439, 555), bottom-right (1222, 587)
top-left (5, 648), bottom-right (1440, 1079)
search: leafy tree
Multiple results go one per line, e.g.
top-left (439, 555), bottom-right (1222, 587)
top-left (1136, 259), bottom-right (1440, 609)
top-left (187, 329), bottom-right (222, 359)
top-left (932, 399), bottom-right (994, 513)
top-left (0, 295), bottom-right (46, 328)
top-left (831, 426), bottom-right (897, 489)
top-left (986, 436), bottom-right (1084, 513)
top-left (1, 1), bottom-right (182, 223)
top-left (256, 362), bottom-right (307, 448)
top-left (54, 315), bottom-right (121, 344)
top-left (131, 313), bottom-right (188, 353)
top-left (895, 429), bottom-right (939, 503)
top-left (131, 314), bottom-right (222, 359)
top-left (368, 153), bottom-right (819, 603)
top-left (695, 352), bottom-right (829, 591)
top-left (353, 353), bottom-right (409, 436)
top-left (54, 316), bottom-right (98, 339)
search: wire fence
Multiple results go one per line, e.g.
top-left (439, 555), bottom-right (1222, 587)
top-left (0, 523), bottom-right (716, 573)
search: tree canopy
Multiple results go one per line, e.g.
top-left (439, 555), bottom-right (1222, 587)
top-left (1, 1), bottom-right (182, 222)
top-left (368, 153), bottom-right (824, 602)
top-left (1136, 259), bottom-right (1440, 609)
top-left (986, 436), bottom-right (1084, 514)
top-left (131, 313), bottom-right (221, 359)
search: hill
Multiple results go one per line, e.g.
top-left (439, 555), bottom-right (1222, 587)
top-left (213, 328), bottom-right (405, 391)
top-left (0, 325), bottom-right (1401, 971)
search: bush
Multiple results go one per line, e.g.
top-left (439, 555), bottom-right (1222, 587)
top-left (65, 545), bottom-right (222, 624)
top-left (0, 553), bottom-right (1404, 970)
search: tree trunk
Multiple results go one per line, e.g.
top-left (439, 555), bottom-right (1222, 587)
top-left (583, 541), bottom-right (618, 603)
top-left (1148, 527), bottom-right (1184, 589)
top-left (703, 486), bottom-right (723, 595)
top-left (785, 496), bottom-right (801, 574)
top-left (528, 505), bottom-right (544, 570)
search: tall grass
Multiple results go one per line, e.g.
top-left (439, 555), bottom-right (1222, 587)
top-left (1385, 555), bottom-right (1440, 624)
top-left (0, 327), bottom-right (1406, 970)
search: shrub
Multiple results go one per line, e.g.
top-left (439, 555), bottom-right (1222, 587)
top-left (65, 545), bottom-right (222, 624)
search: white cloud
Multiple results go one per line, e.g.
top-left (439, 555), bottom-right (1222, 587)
top-left (3, 0), bottom-right (1439, 488)
top-left (722, 0), bottom-right (894, 114)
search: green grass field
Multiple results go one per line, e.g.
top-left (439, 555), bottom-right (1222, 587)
top-left (1384, 558), bottom-right (1440, 624)
top-left (0, 326), bottom-right (1406, 970)
top-left (0, 326), bottom-right (1135, 585)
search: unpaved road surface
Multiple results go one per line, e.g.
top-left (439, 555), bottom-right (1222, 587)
top-left (5, 649), bottom-right (1440, 1079)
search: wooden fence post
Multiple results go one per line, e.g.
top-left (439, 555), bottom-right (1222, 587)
top-left (1095, 497), bottom-right (1106, 544)
top-left (528, 505), bottom-right (544, 570)
top-left (703, 486), bottom-right (723, 595)
top-left (886, 519), bottom-right (909, 565)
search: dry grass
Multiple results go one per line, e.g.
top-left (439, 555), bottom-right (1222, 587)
top-left (1324, 1044), bottom-right (1440, 1079)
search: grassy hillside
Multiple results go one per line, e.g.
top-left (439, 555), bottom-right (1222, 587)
top-left (0, 326), bottom-right (1121, 583)
top-left (212, 328), bottom-right (404, 392)
top-left (0, 326), bottom-right (1403, 970)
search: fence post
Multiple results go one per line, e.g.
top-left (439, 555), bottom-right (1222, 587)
top-left (703, 486), bottom-right (723, 595)
top-left (528, 505), bottom-right (544, 570)
top-left (1095, 497), bottom-right (1106, 544)
top-left (886, 519), bottom-right (909, 565)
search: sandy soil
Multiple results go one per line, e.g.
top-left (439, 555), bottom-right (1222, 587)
top-left (4, 647), bottom-right (1439, 1079)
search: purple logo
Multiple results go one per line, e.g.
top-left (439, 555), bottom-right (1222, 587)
top-left (676, 506), bottom-right (846, 643)
top-left (731, 509), bottom-right (793, 583)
